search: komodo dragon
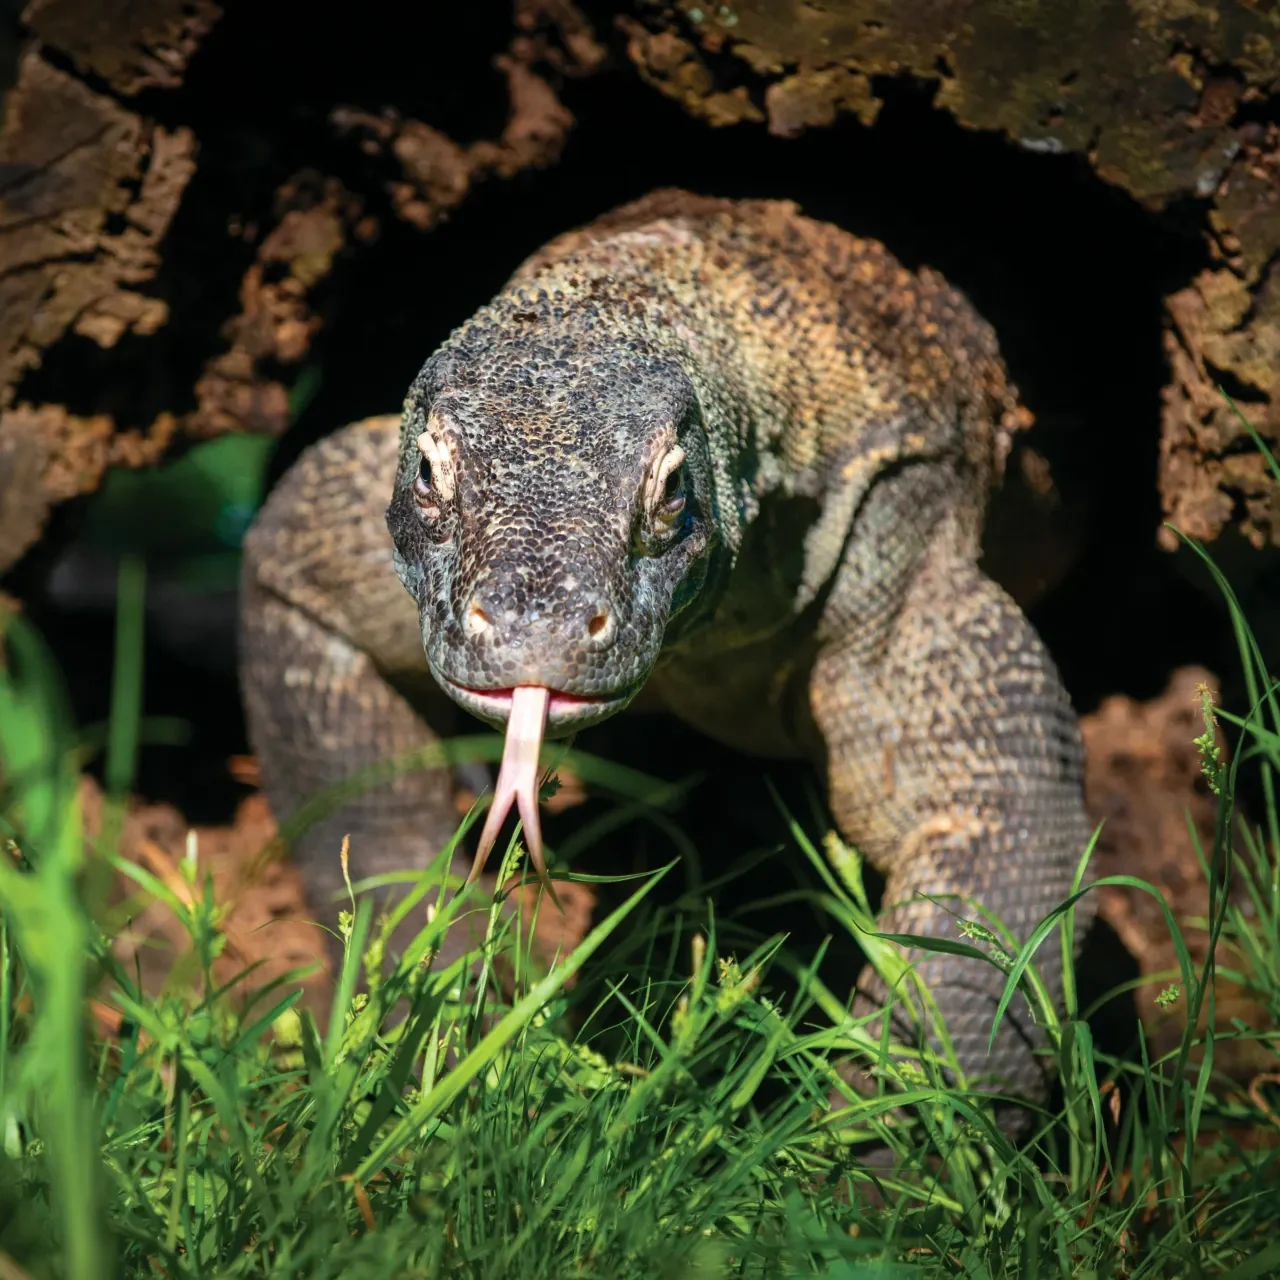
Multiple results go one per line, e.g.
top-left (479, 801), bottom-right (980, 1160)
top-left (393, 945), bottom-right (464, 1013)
top-left (239, 189), bottom-right (1095, 1108)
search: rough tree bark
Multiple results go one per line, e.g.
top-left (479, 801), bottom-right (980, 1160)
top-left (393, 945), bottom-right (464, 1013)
top-left (0, 0), bottom-right (601, 573)
top-left (3, 1), bottom-right (1277, 571)
top-left (0, 0), bottom-right (214, 569)
top-left (621, 0), bottom-right (1280, 550)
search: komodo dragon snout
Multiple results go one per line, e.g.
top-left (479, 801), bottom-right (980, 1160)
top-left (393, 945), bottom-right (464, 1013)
top-left (384, 332), bottom-right (718, 896)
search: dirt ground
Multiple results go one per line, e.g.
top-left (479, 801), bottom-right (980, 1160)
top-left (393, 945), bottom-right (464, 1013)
top-left (84, 764), bottom-right (597, 1030)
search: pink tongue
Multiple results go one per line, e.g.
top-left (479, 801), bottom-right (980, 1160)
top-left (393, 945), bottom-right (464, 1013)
top-left (466, 684), bottom-right (562, 908)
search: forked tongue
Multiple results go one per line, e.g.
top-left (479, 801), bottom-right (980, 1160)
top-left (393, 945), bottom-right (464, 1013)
top-left (467, 684), bottom-right (562, 909)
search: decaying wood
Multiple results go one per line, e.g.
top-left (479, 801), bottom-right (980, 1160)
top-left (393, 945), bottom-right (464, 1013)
top-left (623, 1), bottom-right (1280, 548)
top-left (0, 0), bottom-right (591, 572)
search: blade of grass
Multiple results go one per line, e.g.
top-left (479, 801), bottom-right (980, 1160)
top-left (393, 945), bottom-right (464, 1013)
top-left (0, 611), bottom-right (108, 1280)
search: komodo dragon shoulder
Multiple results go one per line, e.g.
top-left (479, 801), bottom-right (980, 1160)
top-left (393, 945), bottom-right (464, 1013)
top-left (240, 188), bottom-right (1094, 1115)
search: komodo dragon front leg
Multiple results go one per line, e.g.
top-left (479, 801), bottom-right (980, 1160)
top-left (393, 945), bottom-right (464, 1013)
top-left (808, 461), bottom-right (1095, 1105)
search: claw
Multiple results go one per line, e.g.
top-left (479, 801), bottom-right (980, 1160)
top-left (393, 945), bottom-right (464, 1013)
top-left (467, 684), bottom-right (563, 910)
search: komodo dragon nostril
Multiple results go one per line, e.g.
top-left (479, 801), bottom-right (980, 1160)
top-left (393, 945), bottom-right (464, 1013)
top-left (467, 599), bottom-right (492, 636)
top-left (587, 606), bottom-right (616, 648)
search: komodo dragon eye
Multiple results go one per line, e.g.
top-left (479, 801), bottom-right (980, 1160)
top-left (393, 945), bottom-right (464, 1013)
top-left (661, 463), bottom-right (686, 516)
top-left (640, 443), bottom-right (688, 549)
top-left (412, 455), bottom-right (441, 519)
top-left (413, 426), bottom-right (455, 520)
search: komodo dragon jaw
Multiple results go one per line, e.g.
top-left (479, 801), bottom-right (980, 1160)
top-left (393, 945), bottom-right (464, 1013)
top-left (384, 332), bottom-right (719, 903)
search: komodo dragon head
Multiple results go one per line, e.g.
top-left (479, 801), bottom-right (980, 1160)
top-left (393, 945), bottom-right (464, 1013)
top-left (385, 306), bottom-right (721, 899)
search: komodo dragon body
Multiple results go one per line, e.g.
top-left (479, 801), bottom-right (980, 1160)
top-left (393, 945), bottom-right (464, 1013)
top-left (240, 189), bottom-right (1094, 1106)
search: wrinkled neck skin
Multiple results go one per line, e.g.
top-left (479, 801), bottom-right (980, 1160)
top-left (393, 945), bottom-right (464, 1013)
top-left (385, 304), bottom-right (739, 903)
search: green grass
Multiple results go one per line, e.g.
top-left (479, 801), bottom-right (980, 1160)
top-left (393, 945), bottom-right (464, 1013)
top-left (2, 406), bottom-right (1279, 1277)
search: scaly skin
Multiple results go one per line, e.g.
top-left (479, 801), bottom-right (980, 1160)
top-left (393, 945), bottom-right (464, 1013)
top-left (240, 190), bottom-right (1095, 1108)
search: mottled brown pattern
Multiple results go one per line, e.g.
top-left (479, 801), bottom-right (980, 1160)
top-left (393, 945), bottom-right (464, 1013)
top-left (241, 191), bottom-right (1094, 1110)
top-left (0, 49), bottom-right (196, 570)
top-left (21, 0), bottom-right (222, 97)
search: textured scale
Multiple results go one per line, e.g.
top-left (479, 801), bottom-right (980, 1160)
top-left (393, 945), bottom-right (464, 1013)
top-left (240, 190), bottom-right (1095, 1114)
